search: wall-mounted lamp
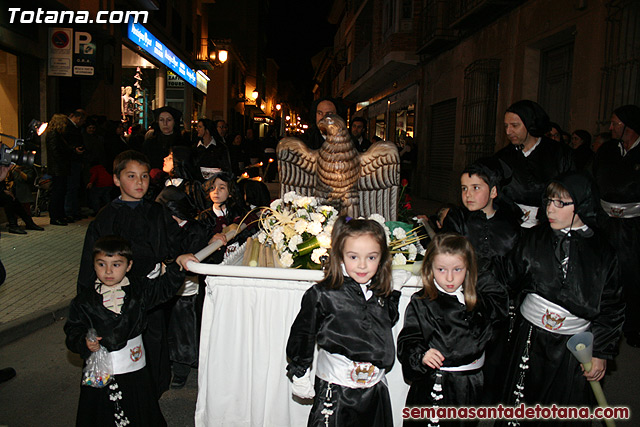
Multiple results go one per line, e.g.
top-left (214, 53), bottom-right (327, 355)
top-left (275, 104), bottom-right (282, 111)
top-left (251, 90), bottom-right (259, 100)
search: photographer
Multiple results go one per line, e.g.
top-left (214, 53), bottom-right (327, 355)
top-left (0, 164), bottom-right (43, 234)
top-left (0, 164), bottom-right (17, 384)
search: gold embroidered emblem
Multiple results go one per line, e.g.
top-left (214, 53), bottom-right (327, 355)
top-left (541, 309), bottom-right (566, 330)
top-left (350, 362), bottom-right (376, 384)
top-left (130, 345), bottom-right (142, 362)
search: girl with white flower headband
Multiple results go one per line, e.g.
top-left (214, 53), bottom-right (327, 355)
top-left (286, 216), bottom-right (402, 427)
top-left (397, 233), bottom-right (506, 427)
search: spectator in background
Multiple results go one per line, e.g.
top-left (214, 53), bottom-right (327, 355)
top-left (349, 117), bottom-right (371, 152)
top-left (193, 118), bottom-right (231, 178)
top-left (570, 129), bottom-right (594, 171)
top-left (303, 97), bottom-right (346, 150)
top-left (104, 120), bottom-right (129, 174)
top-left (64, 109), bottom-right (87, 221)
top-left (127, 123), bottom-right (145, 153)
top-left (144, 106), bottom-right (186, 170)
top-left (215, 120), bottom-right (229, 145)
top-left (228, 133), bottom-right (247, 176)
top-left (86, 161), bottom-right (114, 216)
top-left (592, 131), bottom-right (611, 153)
top-left (546, 122), bottom-right (563, 142)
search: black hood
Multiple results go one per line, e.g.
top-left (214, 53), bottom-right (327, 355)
top-left (548, 171), bottom-right (601, 229)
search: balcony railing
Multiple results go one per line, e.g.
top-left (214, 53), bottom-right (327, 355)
top-left (417, 0), bottom-right (459, 55)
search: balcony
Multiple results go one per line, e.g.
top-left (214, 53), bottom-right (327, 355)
top-left (449, 0), bottom-right (522, 29)
top-left (417, 0), bottom-right (459, 55)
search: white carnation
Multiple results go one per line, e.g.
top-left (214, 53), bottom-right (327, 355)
top-left (294, 219), bottom-right (308, 234)
top-left (311, 247), bottom-right (328, 264)
top-left (307, 221), bottom-right (323, 236)
top-left (296, 208), bottom-right (309, 218)
top-left (368, 213), bottom-right (386, 226)
top-left (283, 191), bottom-right (296, 204)
top-left (270, 199), bottom-right (282, 211)
top-left (257, 231), bottom-right (267, 244)
top-left (317, 232), bottom-right (332, 248)
top-left (280, 251), bottom-right (294, 267)
top-left (393, 253), bottom-right (407, 265)
top-left (272, 228), bottom-right (285, 245)
top-left (393, 227), bottom-right (407, 240)
top-left (288, 234), bottom-right (303, 252)
top-left (310, 212), bottom-right (326, 223)
top-left (407, 244), bottom-right (417, 260)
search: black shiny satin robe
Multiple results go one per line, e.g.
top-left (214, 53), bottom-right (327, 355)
top-left (287, 277), bottom-right (400, 427)
top-left (498, 225), bottom-right (624, 416)
top-left (77, 199), bottom-right (190, 292)
top-left (441, 206), bottom-right (521, 267)
top-left (592, 140), bottom-right (640, 335)
top-left (65, 264), bottom-right (184, 427)
top-left (286, 277), bottom-right (401, 378)
top-left (495, 137), bottom-right (575, 211)
top-left (397, 272), bottom-right (507, 425)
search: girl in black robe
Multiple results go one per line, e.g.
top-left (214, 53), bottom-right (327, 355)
top-left (498, 172), bottom-right (624, 426)
top-left (397, 234), bottom-right (507, 426)
top-left (286, 217), bottom-right (400, 427)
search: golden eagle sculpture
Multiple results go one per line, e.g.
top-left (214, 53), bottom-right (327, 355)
top-left (277, 114), bottom-right (400, 220)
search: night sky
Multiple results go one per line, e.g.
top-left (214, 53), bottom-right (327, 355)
top-left (266, 0), bottom-right (337, 104)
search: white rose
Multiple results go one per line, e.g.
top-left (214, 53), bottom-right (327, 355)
top-left (317, 232), bottom-right (332, 248)
top-left (307, 221), bottom-right (323, 236)
top-left (288, 234), bottom-right (303, 252)
top-left (294, 219), bottom-right (308, 234)
top-left (393, 227), bottom-right (407, 240)
top-left (311, 247), bottom-right (328, 264)
top-left (280, 251), bottom-right (294, 268)
top-left (393, 253), bottom-right (407, 265)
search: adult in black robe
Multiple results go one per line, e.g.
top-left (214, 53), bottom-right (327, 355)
top-left (65, 260), bottom-right (186, 427)
top-left (498, 172), bottom-right (624, 424)
top-left (193, 118), bottom-right (232, 174)
top-left (497, 100), bottom-right (575, 227)
top-left (592, 104), bottom-right (640, 347)
top-left (303, 97), bottom-right (346, 150)
top-left (287, 276), bottom-right (401, 427)
top-left (143, 106), bottom-right (188, 170)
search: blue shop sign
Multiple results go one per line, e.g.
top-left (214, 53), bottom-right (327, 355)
top-left (127, 21), bottom-right (196, 87)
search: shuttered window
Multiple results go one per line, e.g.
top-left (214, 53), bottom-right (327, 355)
top-left (427, 98), bottom-right (457, 202)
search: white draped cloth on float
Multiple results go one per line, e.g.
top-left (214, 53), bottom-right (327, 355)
top-left (190, 250), bottom-right (420, 427)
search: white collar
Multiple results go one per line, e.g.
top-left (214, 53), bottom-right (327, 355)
top-left (522, 137), bottom-right (542, 157)
top-left (213, 207), bottom-right (227, 217)
top-left (198, 137), bottom-right (216, 148)
top-left (620, 135), bottom-right (640, 156)
top-left (560, 224), bottom-right (589, 234)
top-left (434, 279), bottom-right (465, 305)
top-left (165, 177), bottom-right (184, 187)
top-left (341, 263), bottom-right (373, 300)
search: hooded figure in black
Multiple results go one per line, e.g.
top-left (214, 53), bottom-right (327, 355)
top-left (592, 104), bottom-right (640, 347)
top-left (497, 100), bottom-right (575, 228)
top-left (144, 106), bottom-right (188, 170)
top-left (498, 171), bottom-right (624, 424)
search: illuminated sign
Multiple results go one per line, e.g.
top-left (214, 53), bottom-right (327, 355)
top-left (127, 21), bottom-right (196, 87)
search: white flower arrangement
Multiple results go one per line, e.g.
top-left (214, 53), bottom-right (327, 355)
top-left (258, 191), bottom-right (338, 269)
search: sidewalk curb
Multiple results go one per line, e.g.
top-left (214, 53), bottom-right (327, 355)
top-left (0, 300), bottom-right (70, 347)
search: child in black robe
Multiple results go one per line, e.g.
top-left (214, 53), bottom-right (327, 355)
top-left (156, 185), bottom-right (212, 388)
top-left (397, 233), bottom-right (507, 426)
top-left (286, 217), bottom-right (401, 427)
top-left (441, 157), bottom-right (521, 402)
top-left (499, 171), bottom-right (624, 426)
top-left (65, 236), bottom-right (198, 427)
top-left (197, 171), bottom-right (258, 263)
top-left (76, 150), bottom-right (196, 397)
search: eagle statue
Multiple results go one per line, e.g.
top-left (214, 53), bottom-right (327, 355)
top-left (277, 114), bottom-right (400, 220)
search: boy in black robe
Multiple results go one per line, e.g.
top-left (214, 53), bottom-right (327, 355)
top-left (76, 150), bottom-right (200, 397)
top-left (499, 172), bottom-right (624, 424)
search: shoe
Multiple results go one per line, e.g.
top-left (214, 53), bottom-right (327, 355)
top-left (50, 219), bottom-right (68, 226)
top-left (25, 223), bottom-right (44, 231)
top-left (0, 367), bottom-right (16, 383)
top-left (64, 216), bottom-right (75, 223)
top-left (7, 225), bottom-right (27, 234)
top-left (170, 374), bottom-right (188, 389)
top-left (626, 332), bottom-right (640, 348)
